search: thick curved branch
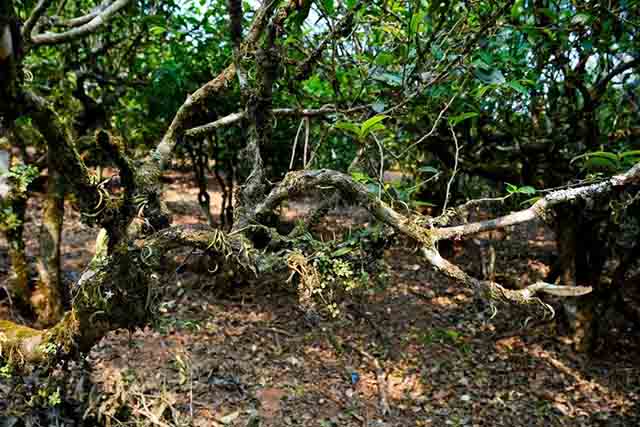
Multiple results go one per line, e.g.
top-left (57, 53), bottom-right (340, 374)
top-left (148, 64), bottom-right (237, 173)
top-left (54, 11), bottom-right (101, 28)
top-left (22, 0), bottom-right (54, 42)
top-left (51, 4), bottom-right (108, 28)
top-left (148, 0), bottom-right (282, 173)
top-left (246, 166), bottom-right (640, 307)
top-left (7, 151), bottom-right (632, 365)
top-left (244, 0), bottom-right (280, 45)
top-left (22, 92), bottom-right (100, 213)
top-left (421, 248), bottom-right (591, 310)
top-left (0, 223), bottom-right (269, 366)
top-left (30, 0), bottom-right (129, 46)
top-left (251, 169), bottom-right (435, 245)
top-left (22, 92), bottom-right (140, 246)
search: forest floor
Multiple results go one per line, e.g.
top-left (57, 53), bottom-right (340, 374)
top-left (1, 171), bottom-right (640, 427)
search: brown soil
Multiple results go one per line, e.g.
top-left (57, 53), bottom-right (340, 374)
top-left (1, 171), bottom-right (639, 426)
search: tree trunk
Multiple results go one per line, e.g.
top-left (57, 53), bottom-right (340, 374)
top-left (5, 196), bottom-right (30, 310)
top-left (555, 204), bottom-right (609, 352)
top-left (31, 163), bottom-right (65, 326)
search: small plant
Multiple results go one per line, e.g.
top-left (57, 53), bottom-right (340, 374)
top-left (39, 342), bottom-right (58, 355)
top-left (120, 368), bottom-right (136, 385)
top-left (4, 164), bottom-right (40, 194)
top-left (47, 389), bottom-right (62, 407)
top-left (155, 316), bottom-right (202, 334)
top-left (335, 114), bottom-right (388, 141)
top-left (30, 386), bottom-right (62, 408)
top-left (419, 328), bottom-right (470, 353)
top-left (0, 362), bottom-right (14, 378)
top-left (287, 226), bottom-right (391, 318)
top-left (173, 352), bottom-right (191, 386)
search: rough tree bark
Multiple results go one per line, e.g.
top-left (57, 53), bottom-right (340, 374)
top-left (4, 194), bottom-right (29, 309)
top-left (32, 157), bottom-right (65, 327)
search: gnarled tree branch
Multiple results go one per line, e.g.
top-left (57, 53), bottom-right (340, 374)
top-left (22, 0), bottom-right (54, 43)
top-left (30, 0), bottom-right (130, 46)
top-left (434, 162), bottom-right (640, 241)
top-left (244, 165), bottom-right (640, 307)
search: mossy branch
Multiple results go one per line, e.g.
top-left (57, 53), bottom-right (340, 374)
top-left (240, 167), bottom-right (640, 309)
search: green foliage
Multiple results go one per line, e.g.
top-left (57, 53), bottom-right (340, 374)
top-left (335, 115), bottom-right (388, 141)
top-left (0, 362), bottom-right (14, 379)
top-left (4, 164), bottom-right (39, 194)
top-left (505, 183), bottom-right (536, 196)
top-left (0, 164), bottom-right (39, 232)
top-left (29, 385), bottom-right (62, 409)
top-left (290, 226), bottom-right (391, 318)
top-left (8, 0), bottom-right (637, 197)
top-left (571, 150), bottom-right (640, 173)
top-left (0, 204), bottom-right (22, 232)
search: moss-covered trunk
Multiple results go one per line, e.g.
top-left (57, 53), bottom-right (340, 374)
top-left (1, 240), bottom-right (156, 365)
top-left (32, 162), bottom-right (65, 326)
top-left (5, 196), bottom-right (30, 309)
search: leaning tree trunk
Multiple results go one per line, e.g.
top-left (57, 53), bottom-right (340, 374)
top-left (31, 162), bottom-right (65, 326)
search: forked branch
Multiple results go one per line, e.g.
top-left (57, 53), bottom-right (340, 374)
top-left (245, 165), bottom-right (640, 308)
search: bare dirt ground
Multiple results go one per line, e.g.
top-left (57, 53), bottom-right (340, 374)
top-left (1, 171), bottom-right (639, 426)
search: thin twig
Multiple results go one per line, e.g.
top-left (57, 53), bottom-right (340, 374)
top-left (389, 91), bottom-right (458, 159)
top-left (372, 133), bottom-right (385, 185)
top-left (303, 117), bottom-right (310, 168)
top-left (442, 121), bottom-right (460, 213)
top-left (260, 326), bottom-right (295, 337)
top-left (372, 133), bottom-right (385, 201)
top-left (0, 284), bottom-right (15, 319)
top-left (290, 118), bottom-right (305, 170)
